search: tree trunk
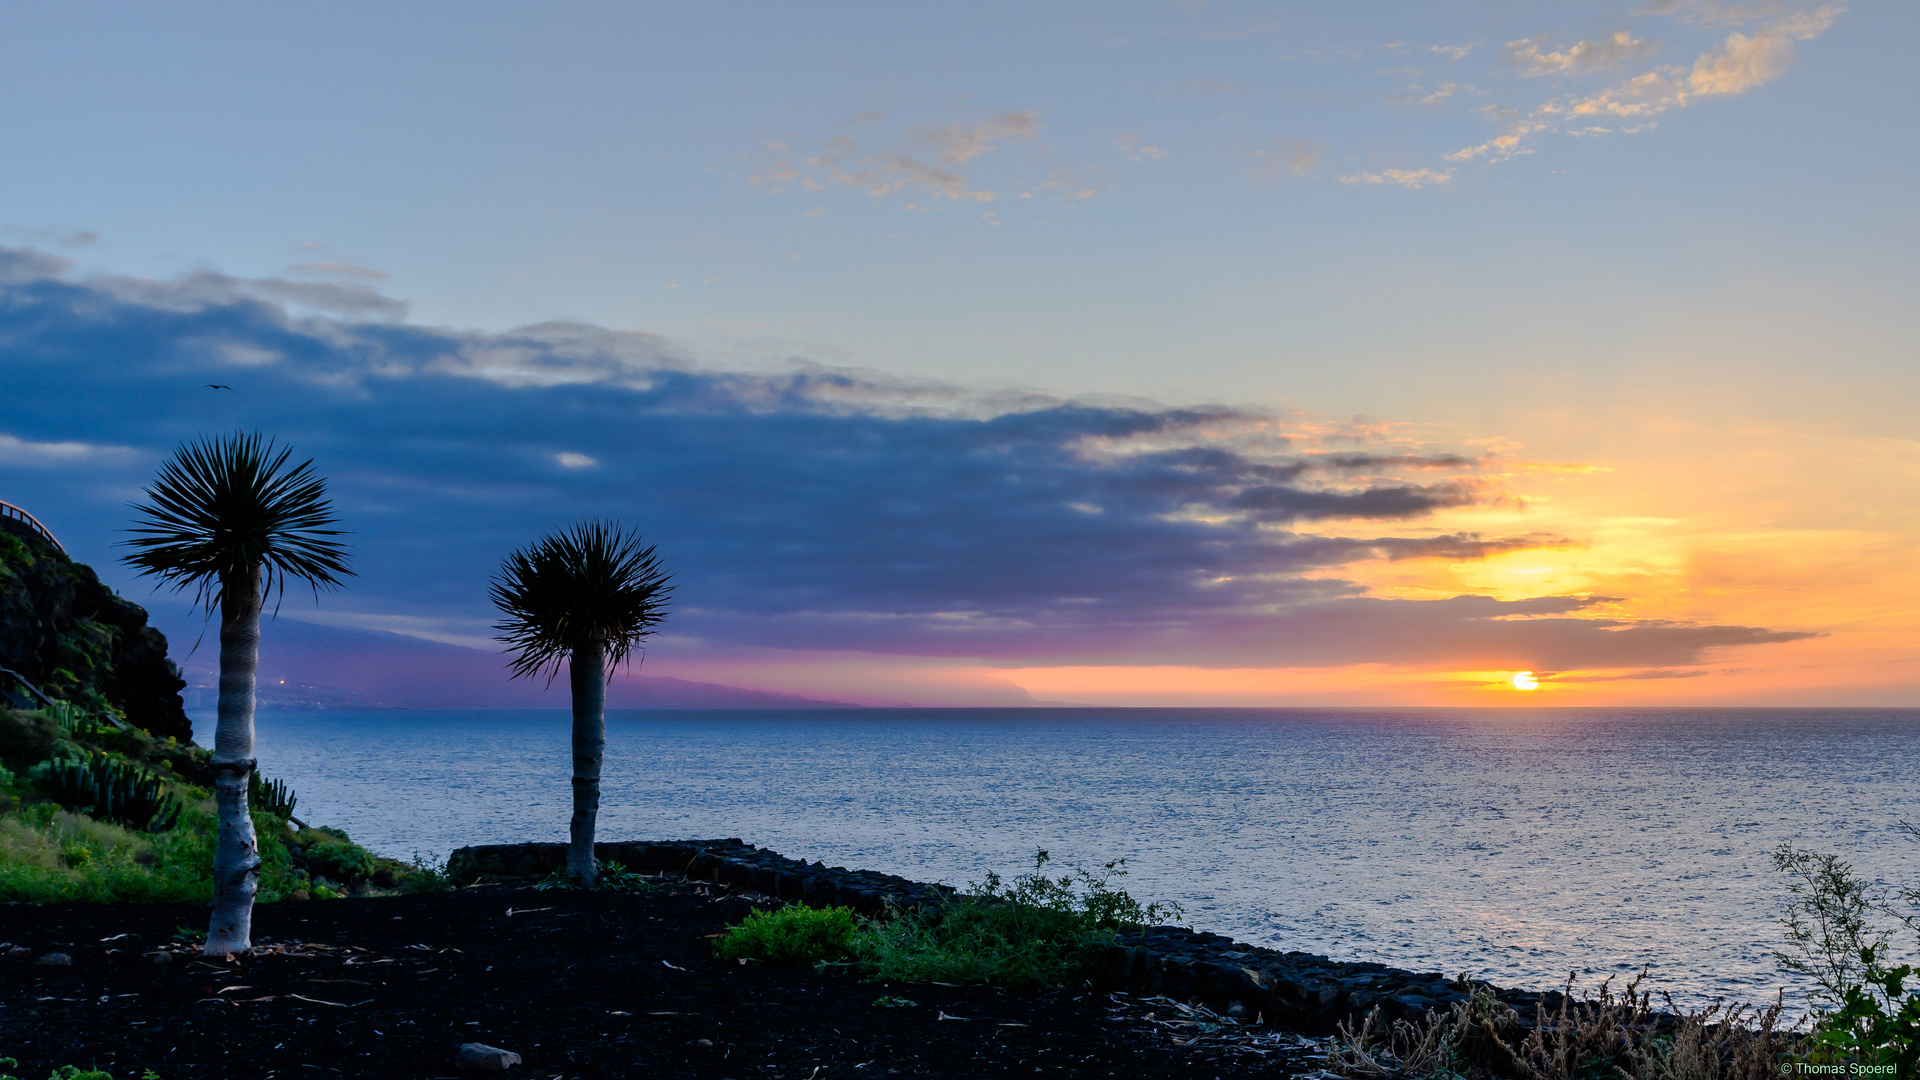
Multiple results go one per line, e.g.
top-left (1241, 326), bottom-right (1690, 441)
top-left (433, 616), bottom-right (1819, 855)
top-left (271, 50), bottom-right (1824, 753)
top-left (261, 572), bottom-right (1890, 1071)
top-left (567, 637), bottom-right (607, 888)
top-left (206, 565), bottom-right (263, 956)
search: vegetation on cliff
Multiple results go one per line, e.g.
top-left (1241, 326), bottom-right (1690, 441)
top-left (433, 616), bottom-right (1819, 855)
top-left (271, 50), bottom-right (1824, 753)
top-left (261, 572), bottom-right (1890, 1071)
top-left (0, 690), bottom-right (440, 904)
top-left (0, 526), bottom-right (191, 744)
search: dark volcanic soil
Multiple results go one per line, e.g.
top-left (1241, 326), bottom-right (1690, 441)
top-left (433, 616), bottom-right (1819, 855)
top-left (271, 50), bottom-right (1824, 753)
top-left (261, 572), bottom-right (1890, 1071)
top-left (0, 877), bottom-right (1316, 1079)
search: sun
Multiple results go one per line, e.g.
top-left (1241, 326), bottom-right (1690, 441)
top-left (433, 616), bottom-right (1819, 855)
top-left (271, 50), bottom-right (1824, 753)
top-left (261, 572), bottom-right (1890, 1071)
top-left (1511, 671), bottom-right (1539, 691)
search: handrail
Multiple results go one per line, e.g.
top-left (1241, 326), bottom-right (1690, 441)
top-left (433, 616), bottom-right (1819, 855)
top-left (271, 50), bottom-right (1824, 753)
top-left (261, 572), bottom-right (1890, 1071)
top-left (0, 665), bottom-right (59, 709)
top-left (0, 665), bottom-right (132, 730)
top-left (0, 500), bottom-right (65, 555)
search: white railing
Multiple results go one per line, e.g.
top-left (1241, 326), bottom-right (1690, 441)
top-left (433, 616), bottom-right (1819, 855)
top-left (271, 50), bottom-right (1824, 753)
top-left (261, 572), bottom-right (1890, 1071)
top-left (0, 500), bottom-right (65, 555)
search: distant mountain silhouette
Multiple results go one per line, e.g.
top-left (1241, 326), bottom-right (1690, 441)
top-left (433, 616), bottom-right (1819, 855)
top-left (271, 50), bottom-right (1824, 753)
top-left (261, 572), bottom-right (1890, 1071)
top-left (177, 618), bottom-right (853, 710)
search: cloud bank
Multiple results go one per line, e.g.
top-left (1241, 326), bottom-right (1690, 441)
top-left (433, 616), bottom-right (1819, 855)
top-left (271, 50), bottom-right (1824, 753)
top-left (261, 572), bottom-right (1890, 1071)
top-left (0, 247), bottom-right (1810, 681)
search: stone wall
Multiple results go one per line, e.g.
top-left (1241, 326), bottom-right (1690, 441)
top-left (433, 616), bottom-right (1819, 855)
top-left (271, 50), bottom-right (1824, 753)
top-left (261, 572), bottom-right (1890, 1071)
top-left (448, 838), bottom-right (1569, 1031)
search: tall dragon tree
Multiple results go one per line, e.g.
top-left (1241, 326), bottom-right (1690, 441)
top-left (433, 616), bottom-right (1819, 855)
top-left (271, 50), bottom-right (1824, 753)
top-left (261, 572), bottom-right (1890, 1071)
top-left (492, 520), bottom-right (671, 888)
top-left (122, 433), bottom-right (351, 955)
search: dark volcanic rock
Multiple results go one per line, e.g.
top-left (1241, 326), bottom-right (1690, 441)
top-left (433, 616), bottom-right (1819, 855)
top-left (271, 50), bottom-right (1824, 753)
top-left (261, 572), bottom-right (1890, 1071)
top-left (0, 522), bottom-right (192, 742)
top-left (450, 838), bottom-right (1560, 1033)
top-left (0, 883), bottom-right (1314, 1080)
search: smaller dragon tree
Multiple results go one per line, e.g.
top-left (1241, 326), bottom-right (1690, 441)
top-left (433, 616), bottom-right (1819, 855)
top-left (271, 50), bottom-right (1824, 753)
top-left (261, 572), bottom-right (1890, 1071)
top-left (491, 519), bottom-right (671, 888)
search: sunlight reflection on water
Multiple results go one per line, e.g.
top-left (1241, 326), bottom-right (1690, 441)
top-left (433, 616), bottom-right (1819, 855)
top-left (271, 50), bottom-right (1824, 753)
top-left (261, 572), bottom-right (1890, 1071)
top-left (195, 707), bottom-right (1920, 1006)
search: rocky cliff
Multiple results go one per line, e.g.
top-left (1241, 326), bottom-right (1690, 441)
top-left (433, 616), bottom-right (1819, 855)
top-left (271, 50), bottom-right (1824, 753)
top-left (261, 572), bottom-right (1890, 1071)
top-left (0, 518), bottom-right (192, 743)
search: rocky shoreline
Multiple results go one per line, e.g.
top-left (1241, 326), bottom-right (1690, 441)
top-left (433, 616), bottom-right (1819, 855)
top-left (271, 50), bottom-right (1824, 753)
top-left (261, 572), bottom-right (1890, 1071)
top-left (1, 870), bottom-right (1317, 1078)
top-left (453, 838), bottom-right (1569, 1032)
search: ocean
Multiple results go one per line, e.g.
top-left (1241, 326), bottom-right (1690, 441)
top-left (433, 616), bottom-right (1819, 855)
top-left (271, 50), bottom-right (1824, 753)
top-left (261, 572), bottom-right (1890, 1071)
top-left (195, 707), bottom-right (1920, 1007)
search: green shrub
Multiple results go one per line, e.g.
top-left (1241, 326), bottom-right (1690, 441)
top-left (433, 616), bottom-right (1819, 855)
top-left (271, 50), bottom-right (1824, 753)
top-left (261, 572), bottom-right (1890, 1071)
top-left (532, 866), bottom-right (581, 891)
top-left (0, 531), bottom-right (30, 567)
top-left (716, 904), bottom-right (861, 965)
top-left (855, 895), bottom-right (1099, 985)
top-left (852, 849), bottom-right (1179, 987)
top-left (301, 831), bottom-right (375, 884)
top-left (1775, 842), bottom-right (1920, 1072)
top-left (396, 852), bottom-right (452, 895)
top-left (596, 861), bottom-right (657, 893)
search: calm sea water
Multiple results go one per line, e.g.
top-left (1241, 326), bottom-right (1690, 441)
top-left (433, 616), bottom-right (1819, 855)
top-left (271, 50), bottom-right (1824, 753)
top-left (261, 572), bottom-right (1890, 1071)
top-left (194, 707), bottom-right (1920, 1007)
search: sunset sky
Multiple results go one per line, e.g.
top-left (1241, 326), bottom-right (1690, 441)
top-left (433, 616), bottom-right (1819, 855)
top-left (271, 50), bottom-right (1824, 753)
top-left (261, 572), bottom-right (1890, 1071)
top-left (3, 1), bottom-right (1915, 706)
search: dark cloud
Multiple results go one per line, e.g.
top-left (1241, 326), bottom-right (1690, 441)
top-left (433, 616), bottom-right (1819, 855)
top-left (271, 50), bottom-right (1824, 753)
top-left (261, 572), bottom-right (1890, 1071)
top-left (681, 594), bottom-right (1812, 669)
top-left (1226, 480), bottom-right (1479, 521)
top-left (0, 247), bottom-right (72, 284)
top-left (1319, 453), bottom-right (1479, 470)
top-left (0, 247), bottom-right (1811, 674)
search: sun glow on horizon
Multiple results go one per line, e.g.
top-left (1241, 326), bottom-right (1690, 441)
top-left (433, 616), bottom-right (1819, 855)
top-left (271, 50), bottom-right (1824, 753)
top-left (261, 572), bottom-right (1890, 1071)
top-left (1512, 671), bottom-right (1540, 691)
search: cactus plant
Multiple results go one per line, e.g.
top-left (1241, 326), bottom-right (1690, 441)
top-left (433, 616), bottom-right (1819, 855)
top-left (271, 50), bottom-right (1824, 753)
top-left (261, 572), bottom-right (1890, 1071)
top-left (39, 752), bottom-right (182, 832)
top-left (249, 771), bottom-right (298, 819)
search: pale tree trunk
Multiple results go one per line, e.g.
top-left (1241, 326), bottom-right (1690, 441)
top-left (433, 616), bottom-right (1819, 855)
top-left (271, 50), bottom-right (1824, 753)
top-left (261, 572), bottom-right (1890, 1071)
top-left (566, 637), bottom-right (607, 887)
top-left (206, 565), bottom-right (263, 956)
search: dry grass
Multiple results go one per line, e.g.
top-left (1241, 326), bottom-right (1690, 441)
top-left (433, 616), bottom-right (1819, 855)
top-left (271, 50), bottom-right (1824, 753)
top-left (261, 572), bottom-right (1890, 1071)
top-left (1325, 972), bottom-right (1803, 1080)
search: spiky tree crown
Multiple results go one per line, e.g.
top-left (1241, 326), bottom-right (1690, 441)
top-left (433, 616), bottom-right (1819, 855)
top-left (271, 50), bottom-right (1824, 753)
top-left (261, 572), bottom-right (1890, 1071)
top-left (491, 519), bottom-right (673, 683)
top-left (121, 432), bottom-right (353, 612)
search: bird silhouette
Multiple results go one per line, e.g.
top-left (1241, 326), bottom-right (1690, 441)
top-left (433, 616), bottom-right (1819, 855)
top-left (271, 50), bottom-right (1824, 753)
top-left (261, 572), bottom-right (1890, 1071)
top-left (204, 384), bottom-right (233, 390)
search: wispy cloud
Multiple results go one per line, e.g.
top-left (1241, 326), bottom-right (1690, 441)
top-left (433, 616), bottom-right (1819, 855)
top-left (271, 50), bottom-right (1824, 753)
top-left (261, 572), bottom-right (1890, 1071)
top-left (752, 111), bottom-right (1043, 204)
top-left (1339, 167), bottom-right (1453, 188)
top-left (1245, 136), bottom-right (1325, 182)
top-left (2, 227), bottom-right (96, 248)
top-left (1445, 1), bottom-right (1841, 165)
top-left (1509, 31), bottom-right (1660, 76)
top-left (0, 433), bottom-right (137, 466)
top-left (1115, 134), bottom-right (1169, 162)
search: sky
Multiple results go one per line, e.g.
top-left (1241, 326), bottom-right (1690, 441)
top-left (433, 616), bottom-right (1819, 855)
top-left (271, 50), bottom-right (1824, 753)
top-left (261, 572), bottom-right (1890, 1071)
top-left (2, 1), bottom-right (1915, 707)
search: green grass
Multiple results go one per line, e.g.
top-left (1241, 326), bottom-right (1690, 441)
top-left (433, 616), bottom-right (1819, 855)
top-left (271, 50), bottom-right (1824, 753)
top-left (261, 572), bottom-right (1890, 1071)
top-left (0, 705), bottom-right (444, 904)
top-left (854, 849), bottom-right (1180, 987)
top-left (715, 904), bottom-right (861, 965)
top-left (715, 850), bottom-right (1181, 988)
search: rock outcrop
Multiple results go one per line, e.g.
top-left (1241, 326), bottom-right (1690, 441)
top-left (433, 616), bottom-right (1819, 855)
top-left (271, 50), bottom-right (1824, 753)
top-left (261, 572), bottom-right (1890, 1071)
top-left (0, 520), bottom-right (192, 743)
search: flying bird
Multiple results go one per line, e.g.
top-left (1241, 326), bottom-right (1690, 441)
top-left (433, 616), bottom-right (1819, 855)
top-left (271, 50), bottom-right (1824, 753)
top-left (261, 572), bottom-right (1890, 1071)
top-left (204, 384), bottom-right (233, 390)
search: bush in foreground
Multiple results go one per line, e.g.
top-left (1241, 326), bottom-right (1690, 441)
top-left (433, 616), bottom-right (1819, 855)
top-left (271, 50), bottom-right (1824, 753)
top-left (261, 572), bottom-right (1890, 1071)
top-left (855, 849), bottom-right (1180, 987)
top-left (715, 850), bottom-right (1180, 988)
top-left (716, 904), bottom-right (860, 965)
top-left (1774, 840), bottom-right (1920, 1073)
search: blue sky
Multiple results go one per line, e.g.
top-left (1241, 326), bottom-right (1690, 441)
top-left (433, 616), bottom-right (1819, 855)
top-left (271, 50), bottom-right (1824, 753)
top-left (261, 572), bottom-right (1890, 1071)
top-left (2, 2), bottom-right (1914, 705)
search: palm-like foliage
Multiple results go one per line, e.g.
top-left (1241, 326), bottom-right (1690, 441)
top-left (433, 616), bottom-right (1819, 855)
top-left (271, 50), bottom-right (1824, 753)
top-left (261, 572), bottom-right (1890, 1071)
top-left (119, 431), bottom-right (350, 955)
top-left (491, 519), bottom-right (673, 682)
top-left (493, 519), bottom-right (671, 888)
top-left (121, 432), bottom-right (352, 612)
